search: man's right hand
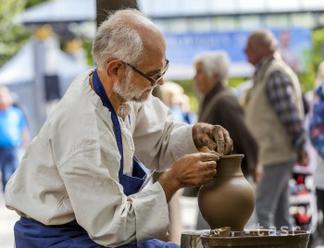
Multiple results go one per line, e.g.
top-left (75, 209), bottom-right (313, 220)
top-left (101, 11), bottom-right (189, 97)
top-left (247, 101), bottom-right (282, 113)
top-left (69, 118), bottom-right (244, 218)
top-left (158, 152), bottom-right (219, 201)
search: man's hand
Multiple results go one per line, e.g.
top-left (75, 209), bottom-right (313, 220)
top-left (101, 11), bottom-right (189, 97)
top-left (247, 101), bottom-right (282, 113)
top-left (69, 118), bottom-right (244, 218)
top-left (192, 123), bottom-right (233, 155)
top-left (158, 152), bottom-right (219, 201)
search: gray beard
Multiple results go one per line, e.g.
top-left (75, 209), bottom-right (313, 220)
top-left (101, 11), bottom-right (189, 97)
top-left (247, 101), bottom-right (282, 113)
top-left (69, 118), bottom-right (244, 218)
top-left (112, 76), bottom-right (151, 103)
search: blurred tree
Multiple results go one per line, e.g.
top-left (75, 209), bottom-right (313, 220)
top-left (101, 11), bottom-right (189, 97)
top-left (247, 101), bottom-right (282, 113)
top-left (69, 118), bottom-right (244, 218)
top-left (299, 28), bottom-right (324, 92)
top-left (25, 0), bottom-right (48, 9)
top-left (82, 39), bottom-right (94, 66)
top-left (312, 28), bottom-right (324, 74)
top-left (0, 0), bottom-right (29, 66)
top-left (0, 0), bottom-right (48, 66)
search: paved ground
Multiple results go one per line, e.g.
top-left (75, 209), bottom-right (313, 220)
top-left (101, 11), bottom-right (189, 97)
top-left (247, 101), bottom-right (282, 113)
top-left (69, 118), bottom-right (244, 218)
top-left (0, 192), bottom-right (19, 248)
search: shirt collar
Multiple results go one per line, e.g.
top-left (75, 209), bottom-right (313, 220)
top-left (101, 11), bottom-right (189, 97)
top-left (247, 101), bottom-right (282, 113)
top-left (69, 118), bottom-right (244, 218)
top-left (253, 55), bottom-right (275, 81)
top-left (255, 55), bottom-right (274, 73)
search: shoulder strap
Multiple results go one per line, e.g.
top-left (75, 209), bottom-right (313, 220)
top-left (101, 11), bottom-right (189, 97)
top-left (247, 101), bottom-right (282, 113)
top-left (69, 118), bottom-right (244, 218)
top-left (92, 69), bottom-right (125, 175)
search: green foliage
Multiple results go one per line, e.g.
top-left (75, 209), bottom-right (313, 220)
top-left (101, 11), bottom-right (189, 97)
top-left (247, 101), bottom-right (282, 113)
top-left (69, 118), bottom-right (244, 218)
top-left (295, 28), bottom-right (324, 92)
top-left (0, 0), bottom-right (30, 66)
top-left (308, 28), bottom-right (324, 88)
top-left (228, 77), bottom-right (247, 88)
top-left (0, 0), bottom-right (49, 66)
top-left (312, 28), bottom-right (324, 70)
top-left (298, 65), bottom-right (315, 92)
top-left (82, 38), bottom-right (94, 66)
top-left (295, 36), bottom-right (316, 92)
top-left (173, 79), bottom-right (199, 112)
top-left (25, 0), bottom-right (47, 9)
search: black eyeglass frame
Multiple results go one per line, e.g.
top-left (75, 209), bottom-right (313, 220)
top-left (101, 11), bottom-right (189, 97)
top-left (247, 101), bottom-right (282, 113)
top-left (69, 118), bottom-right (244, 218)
top-left (123, 59), bottom-right (169, 86)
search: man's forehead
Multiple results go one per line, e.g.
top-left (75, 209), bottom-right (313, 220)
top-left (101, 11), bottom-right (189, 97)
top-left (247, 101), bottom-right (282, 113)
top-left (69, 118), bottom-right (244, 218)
top-left (140, 44), bottom-right (165, 67)
top-left (134, 25), bottom-right (166, 70)
top-left (141, 57), bottom-right (165, 73)
top-left (246, 37), bottom-right (259, 50)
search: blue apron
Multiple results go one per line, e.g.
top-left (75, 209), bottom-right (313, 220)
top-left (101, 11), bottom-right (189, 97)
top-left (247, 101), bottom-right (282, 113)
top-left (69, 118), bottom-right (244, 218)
top-left (14, 70), bottom-right (179, 248)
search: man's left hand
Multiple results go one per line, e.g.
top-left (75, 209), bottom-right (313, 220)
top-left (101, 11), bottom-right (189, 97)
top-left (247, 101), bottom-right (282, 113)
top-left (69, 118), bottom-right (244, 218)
top-left (192, 123), bottom-right (233, 155)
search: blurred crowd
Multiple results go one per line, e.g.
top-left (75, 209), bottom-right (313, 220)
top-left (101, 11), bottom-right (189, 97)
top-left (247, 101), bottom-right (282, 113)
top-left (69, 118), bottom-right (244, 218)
top-left (153, 29), bottom-right (324, 246)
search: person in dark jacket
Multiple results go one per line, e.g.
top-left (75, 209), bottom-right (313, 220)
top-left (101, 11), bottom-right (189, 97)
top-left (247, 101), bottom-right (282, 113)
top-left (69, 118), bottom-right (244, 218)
top-left (193, 51), bottom-right (258, 179)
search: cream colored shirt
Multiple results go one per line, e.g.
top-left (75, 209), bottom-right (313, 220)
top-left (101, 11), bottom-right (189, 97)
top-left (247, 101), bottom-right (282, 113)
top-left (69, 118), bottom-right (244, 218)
top-left (5, 70), bottom-right (197, 247)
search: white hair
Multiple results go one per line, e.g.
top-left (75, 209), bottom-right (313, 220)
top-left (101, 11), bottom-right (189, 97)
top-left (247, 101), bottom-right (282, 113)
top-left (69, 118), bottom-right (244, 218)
top-left (92, 9), bottom-right (154, 70)
top-left (194, 51), bottom-right (230, 83)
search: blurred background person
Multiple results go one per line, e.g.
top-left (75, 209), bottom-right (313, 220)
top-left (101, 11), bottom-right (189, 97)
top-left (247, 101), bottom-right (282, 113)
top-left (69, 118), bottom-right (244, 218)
top-left (244, 30), bottom-right (307, 229)
top-left (184, 51), bottom-right (258, 229)
top-left (158, 81), bottom-right (197, 243)
top-left (160, 81), bottom-right (196, 124)
top-left (0, 86), bottom-right (28, 192)
top-left (278, 31), bottom-right (301, 73)
top-left (309, 61), bottom-right (324, 244)
top-left (193, 51), bottom-right (258, 179)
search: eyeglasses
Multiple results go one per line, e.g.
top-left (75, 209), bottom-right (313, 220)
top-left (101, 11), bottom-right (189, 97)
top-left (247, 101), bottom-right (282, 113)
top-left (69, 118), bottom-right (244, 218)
top-left (123, 59), bottom-right (169, 86)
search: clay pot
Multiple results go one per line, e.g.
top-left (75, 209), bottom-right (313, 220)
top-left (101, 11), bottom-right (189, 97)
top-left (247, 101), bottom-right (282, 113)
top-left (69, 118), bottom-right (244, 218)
top-left (198, 154), bottom-right (255, 230)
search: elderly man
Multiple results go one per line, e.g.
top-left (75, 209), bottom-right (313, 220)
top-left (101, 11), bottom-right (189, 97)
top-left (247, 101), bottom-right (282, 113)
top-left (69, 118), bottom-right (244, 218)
top-left (244, 30), bottom-right (307, 229)
top-left (193, 51), bottom-right (258, 179)
top-left (184, 51), bottom-right (258, 229)
top-left (5, 9), bottom-right (232, 248)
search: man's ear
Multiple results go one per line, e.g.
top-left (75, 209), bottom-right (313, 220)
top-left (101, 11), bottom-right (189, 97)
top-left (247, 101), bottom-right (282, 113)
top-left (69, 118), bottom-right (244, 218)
top-left (105, 60), bottom-right (123, 80)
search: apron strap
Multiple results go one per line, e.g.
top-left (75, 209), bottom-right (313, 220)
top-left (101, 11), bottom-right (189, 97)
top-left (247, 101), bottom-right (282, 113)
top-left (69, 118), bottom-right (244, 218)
top-left (92, 69), bottom-right (147, 196)
top-left (92, 70), bottom-right (124, 177)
